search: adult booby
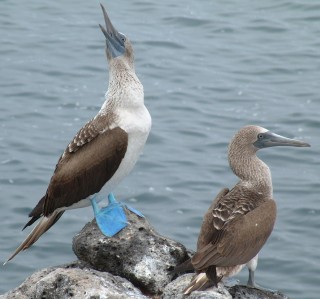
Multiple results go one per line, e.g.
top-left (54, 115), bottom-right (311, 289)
top-left (175, 125), bottom-right (310, 294)
top-left (5, 4), bottom-right (151, 263)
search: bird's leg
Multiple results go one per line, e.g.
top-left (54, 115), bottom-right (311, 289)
top-left (90, 194), bottom-right (128, 237)
top-left (107, 192), bottom-right (117, 204)
top-left (247, 268), bottom-right (275, 292)
top-left (247, 268), bottom-right (256, 287)
top-left (246, 255), bottom-right (262, 288)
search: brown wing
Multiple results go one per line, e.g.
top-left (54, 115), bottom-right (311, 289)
top-left (196, 188), bottom-right (230, 251)
top-left (43, 126), bottom-right (128, 215)
top-left (173, 188), bottom-right (230, 275)
top-left (9, 117), bottom-right (128, 262)
top-left (192, 187), bottom-right (277, 270)
top-left (28, 115), bottom-right (112, 217)
top-left (27, 112), bottom-right (127, 221)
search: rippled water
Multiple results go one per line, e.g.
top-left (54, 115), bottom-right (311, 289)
top-left (0, 1), bottom-right (319, 298)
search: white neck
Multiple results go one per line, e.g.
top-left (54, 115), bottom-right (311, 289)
top-left (101, 59), bottom-right (144, 112)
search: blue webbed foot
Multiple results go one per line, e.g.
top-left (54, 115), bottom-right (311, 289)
top-left (90, 193), bottom-right (145, 237)
top-left (91, 194), bottom-right (127, 237)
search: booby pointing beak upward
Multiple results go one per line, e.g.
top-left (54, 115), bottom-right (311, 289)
top-left (253, 131), bottom-right (311, 149)
top-left (99, 4), bottom-right (126, 58)
top-left (5, 4), bottom-right (151, 264)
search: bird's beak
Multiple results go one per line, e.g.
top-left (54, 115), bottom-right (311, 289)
top-left (99, 4), bottom-right (125, 58)
top-left (254, 131), bottom-right (311, 148)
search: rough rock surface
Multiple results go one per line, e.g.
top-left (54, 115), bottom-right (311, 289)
top-left (2, 211), bottom-right (291, 299)
top-left (228, 285), bottom-right (290, 299)
top-left (162, 274), bottom-right (232, 299)
top-left (0, 260), bottom-right (148, 299)
top-left (163, 273), bottom-right (291, 299)
top-left (72, 209), bottom-right (189, 295)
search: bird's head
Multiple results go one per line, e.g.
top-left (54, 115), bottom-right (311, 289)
top-left (228, 125), bottom-right (310, 182)
top-left (229, 125), bottom-right (310, 157)
top-left (251, 126), bottom-right (310, 149)
top-left (99, 4), bottom-right (134, 68)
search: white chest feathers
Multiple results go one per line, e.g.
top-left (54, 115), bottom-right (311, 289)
top-left (96, 71), bottom-right (151, 197)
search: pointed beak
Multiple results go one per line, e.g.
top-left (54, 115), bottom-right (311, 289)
top-left (99, 4), bottom-right (125, 58)
top-left (254, 131), bottom-right (311, 148)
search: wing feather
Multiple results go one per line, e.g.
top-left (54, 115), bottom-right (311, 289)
top-left (25, 114), bottom-right (127, 221)
top-left (67, 114), bottom-right (110, 153)
top-left (192, 186), bottom-right (277, 271)
top-left (43, 125), bottom-right (127, 215)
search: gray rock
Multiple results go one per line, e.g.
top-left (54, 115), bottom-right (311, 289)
top-left (0, 261), bottom-right (148, 299)
top-left (162, 274), bottom-right (232, 299)
top-left (162, 273), bottom-right (290, 299)
top-left (2, 212), bottom-right (291, 299)
top-left (228, 285), bottom-right (290, 299)
top-left (72, 209), bottom-right (189, 295)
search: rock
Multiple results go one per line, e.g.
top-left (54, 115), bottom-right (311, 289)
top-left (228, 285), bottom-right (290, 299)
top-left (162, 274), bottom-right (290, 299)
top-left (162, 273), bottom-right (232, 299)
top-left (0, 261), bottom-right (148, 299)
top-left (2, 211), bottom-right (291, 299)
top-left (72, 209), bottom-right (189, 295)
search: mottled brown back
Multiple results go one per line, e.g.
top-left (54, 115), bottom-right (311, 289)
top-left (192, 185), bottom-right (277, 270)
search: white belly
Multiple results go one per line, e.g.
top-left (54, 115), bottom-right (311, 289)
top-left (96, 129), bottom-right (149, 199)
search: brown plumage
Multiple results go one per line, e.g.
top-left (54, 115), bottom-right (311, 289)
top-left (192, 189), bottom-right (276, 270)
top-left (43, 126), bottom-right (127, 216)
top-left (176, 125), bottom-right (310, 294)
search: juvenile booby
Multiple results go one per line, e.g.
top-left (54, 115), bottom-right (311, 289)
top-left (5, 4), bottom-right (151, 263)
top-left (175, 125), bottom-right (310, 294)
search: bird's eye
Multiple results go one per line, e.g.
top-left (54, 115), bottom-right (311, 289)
top-left (119, 33), bottom-right (126, 43)
top-left (257, 133), bottom-right (264, 140)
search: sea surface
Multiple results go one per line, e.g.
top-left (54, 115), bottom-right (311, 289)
top-left (0, 0), bottom-right (319, 298)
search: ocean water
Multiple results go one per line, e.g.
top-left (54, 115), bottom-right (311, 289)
top-left (0, 0), bottom-right (319, 298)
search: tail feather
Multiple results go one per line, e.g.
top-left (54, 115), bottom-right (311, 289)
top-left (22, 215), bottom-right (41, 230)
top-left (4, 210), bottom-right (64, 264)
top-left (184, 273), bottom-right (213, 295)
top-left (184, 268), bottom-right (222, 295)
top-left (22, 196), bottom-right (46, 230)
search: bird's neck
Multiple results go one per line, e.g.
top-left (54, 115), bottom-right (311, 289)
top-left (103, 60), bottom-right (144, 110)
top-left (228, 148), bottom-right (273, 198)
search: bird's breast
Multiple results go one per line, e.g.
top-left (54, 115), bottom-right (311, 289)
top-left (116, 104), bottom-right (151, 136)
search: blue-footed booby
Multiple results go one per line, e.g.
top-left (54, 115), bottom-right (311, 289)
top-left (174, 125), bottom-right (310, 294)
top-left (5, 4), bottom-right (151, 263)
